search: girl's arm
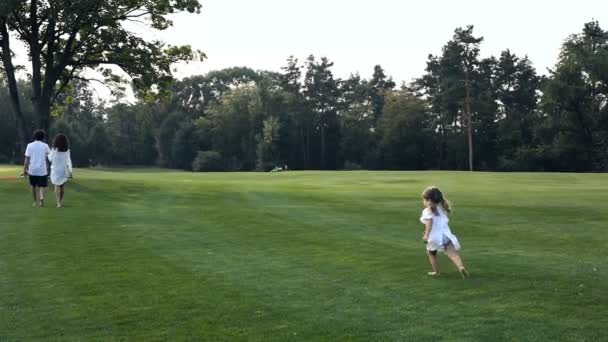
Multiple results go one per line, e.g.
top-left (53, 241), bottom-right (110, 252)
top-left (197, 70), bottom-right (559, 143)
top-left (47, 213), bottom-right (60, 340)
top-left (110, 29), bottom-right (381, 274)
top-left (423, 219), bottom-right (432, 242)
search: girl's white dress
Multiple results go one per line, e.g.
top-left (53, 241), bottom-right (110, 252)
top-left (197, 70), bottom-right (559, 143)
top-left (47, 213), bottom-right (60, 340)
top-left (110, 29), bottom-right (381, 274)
top-left (48, 149), bottom-right (73, 185)
top-left (420, 207), bottom-right (461, 252)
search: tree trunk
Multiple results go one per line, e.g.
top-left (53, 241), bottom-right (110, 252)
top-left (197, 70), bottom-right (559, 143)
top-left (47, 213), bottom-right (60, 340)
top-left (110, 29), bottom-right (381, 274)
top-left (464, 72), bottom-right (474, 171)
top-left (0, 18), bottom-right (28, 155)
top-left (466, 111), bottom-right (473, 171)
top-left (1, 63), bottom-right (28, 154)
top-left (29, 0), bottom-right (46, 133)
top-left (305, 125), bottom-right (310, 169)
top-left (320, 125), bottom-right (326, 170)
top-left (299, 126), bottom-right (305, 169)
top-left (34, 97), bottom-right (52, 134)
top-left (438, 122), bottom-right (445, 170)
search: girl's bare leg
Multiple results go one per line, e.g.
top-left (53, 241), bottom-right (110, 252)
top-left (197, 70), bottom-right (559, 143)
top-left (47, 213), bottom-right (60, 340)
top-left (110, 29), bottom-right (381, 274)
top-left (446, 242), bottom-right (469, 277)
top-left (428, 252), bottom-right (440, 275)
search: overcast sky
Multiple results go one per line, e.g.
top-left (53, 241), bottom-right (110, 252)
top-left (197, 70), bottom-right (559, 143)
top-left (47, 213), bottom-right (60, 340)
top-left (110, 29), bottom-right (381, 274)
top-left (154, 0), bottom-right (608, 84)
top-left (11, 0), bottom-right (608, 100)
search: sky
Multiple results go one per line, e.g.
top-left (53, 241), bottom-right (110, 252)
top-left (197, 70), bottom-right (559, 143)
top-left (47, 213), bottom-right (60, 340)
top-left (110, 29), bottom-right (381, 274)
top-left (154, 0), bottom-right (608, 84)
top-left (11, 0), bottom-right (608, 99)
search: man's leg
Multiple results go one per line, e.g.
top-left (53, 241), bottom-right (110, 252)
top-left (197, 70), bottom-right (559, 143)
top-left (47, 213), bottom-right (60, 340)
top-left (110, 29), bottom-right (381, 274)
top-left (31, 186), bottom-right (38, 207)
top-left (39, 187), bottom-right (46, 207)
top-left (39, 177), bottom-right (48, 207)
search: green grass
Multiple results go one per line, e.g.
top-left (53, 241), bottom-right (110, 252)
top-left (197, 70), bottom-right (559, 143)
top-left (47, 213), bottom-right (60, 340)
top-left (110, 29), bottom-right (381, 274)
top-left (0, 166), bottom-right (607, 341)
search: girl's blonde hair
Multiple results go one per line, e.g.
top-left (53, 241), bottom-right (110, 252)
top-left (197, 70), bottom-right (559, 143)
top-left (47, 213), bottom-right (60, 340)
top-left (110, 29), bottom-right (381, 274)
top-left (422, 186), bottom-right (452, 215)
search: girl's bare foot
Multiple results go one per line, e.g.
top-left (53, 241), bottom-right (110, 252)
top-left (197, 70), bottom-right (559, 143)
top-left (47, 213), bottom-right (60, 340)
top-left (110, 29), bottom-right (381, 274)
top-left (459, 267), bottom-right (470, 279)
top-left (39, 199), bottom-right (44, 207)
top-left (427, 272), bottom-right (440, 277)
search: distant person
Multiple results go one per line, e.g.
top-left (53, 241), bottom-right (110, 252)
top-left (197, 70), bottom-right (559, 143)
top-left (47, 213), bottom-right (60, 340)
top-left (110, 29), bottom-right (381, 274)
top-left (420, 186), bottom-right (469, 278)
top-left (48, 134), bottom-right (73, 208)
top-left (23, 130), bottom-right (51, 207)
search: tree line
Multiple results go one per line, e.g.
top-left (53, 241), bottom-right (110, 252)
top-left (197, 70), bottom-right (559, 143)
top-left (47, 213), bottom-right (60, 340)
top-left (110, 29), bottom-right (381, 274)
top-left (1, 21), bottom-right (608, 172)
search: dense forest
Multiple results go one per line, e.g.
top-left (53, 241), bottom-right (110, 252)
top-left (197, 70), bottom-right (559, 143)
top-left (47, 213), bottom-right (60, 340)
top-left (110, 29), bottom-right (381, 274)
top-left (1, 21), bottom-right (607, 172)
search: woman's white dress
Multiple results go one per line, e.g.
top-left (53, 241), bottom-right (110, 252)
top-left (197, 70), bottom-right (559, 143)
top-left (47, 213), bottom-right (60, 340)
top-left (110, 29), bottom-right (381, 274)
top-left (48, 149), bottom-right (73, 185)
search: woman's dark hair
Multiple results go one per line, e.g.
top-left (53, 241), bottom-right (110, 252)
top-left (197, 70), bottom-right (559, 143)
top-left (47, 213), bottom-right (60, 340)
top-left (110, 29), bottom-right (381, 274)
top-left (33, 129), bottom-right (46, 141)
top-left (52, 134), bottom-right (70, 152)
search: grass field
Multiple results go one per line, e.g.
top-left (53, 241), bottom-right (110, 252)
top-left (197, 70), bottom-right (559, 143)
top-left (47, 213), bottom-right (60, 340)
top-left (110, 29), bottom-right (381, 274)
top-left (0, 166), bottom-right (607, 341)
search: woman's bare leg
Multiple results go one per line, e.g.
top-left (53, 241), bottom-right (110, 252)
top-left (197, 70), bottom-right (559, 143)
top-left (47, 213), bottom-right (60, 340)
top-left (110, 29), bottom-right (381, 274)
top-left (59, 184), bottom-right (65, 206)
top-left (55, 185), bottom-right (61, 207)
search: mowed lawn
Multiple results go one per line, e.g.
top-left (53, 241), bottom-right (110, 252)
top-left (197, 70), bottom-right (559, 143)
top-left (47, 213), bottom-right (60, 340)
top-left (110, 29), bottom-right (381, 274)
top-left (0, 166), bottom-right (607, 341)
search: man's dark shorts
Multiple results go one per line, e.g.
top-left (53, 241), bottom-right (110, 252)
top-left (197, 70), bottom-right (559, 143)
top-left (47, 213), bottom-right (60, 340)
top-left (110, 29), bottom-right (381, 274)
top-left (29, 175), bottom-right (48, 187)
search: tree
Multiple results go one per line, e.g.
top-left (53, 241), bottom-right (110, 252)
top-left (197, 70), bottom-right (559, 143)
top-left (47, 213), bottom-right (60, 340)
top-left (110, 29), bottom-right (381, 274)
top-left (454, 26), bottom-right (484, 171)
top-left (472, 57), bottom-right (499, 170)
top-left (158, 112), bottom-right (187, 167)
top-left (495, 50), bottom-right (542, 169)
top-left (0, 0), bottom-right (203, 150)
top-left (542, 21), bottom-right (608, 171)
top-left (414, 55), bottom-right (450, 169)
top-left (87, 123), bottom-right (111, 166)
top-left (304, 55), bottom-right (341, 169)
top-left (171, 67), bottom-right (260, 114)
top-left (338, 73), bottom-right (375, 169)
top-left (192, 151), bottom-right (223, 172)
top-left (280, 56), bottom-right (309, 169)
top-left (205, 86), bottom-right (263, 170)
top-left (415, 26), bottom-right (484, 170)
top-left (105, 104), bottom-right (157, 165)
top-left (378, 90), bottom-right (434, 170)
top-left (281, 56), bottom-right (303, 95)
top-left (171, 120), bottom-right (199, 170)
top-left (256, 116), bottom-right (282, 171)
top-left (369, 65), bottom-right (396, 121)
top-left (0, 81), bottom-right (18, 162)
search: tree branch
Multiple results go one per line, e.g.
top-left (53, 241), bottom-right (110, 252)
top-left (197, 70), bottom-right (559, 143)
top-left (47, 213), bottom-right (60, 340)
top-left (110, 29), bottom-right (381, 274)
top-left (124, 10), bottom-right (151, 19)
top-left (43, 15), bottom-right (56, 80)
top-left (72, 58), bottom-right (129, 71)
top-left (10, 9), bottom-right (31, 41)
top-left (39, 8), bottom-right (58, 52)
top-left (72, 75), bottom-right (113, 92)
top-left (52, 65), bottom-right (77, 103)
top-left (30, 0), bottom-right (44, 105)
top-left (125, 18), bottom-right (148, 26)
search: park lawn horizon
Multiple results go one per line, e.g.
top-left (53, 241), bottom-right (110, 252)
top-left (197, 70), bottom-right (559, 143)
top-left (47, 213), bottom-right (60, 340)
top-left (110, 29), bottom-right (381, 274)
top-left (0, 166), bottom-right (606, 341)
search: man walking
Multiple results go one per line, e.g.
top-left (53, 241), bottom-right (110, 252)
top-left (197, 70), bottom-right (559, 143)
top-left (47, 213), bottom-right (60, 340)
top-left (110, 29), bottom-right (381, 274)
top-left (24, 130), bottom-right (51, 207)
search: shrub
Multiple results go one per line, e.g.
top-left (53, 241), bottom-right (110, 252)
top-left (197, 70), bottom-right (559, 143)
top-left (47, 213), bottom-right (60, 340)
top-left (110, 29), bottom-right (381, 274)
top-left (343, 161), bottom-right (363, 170)
top-left (192, 151), bottom-right (224, 172)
